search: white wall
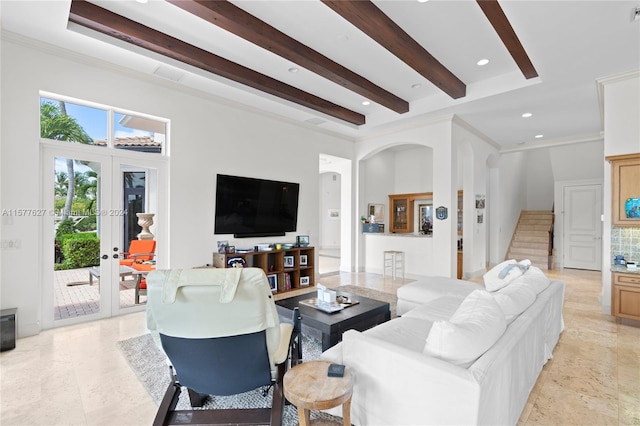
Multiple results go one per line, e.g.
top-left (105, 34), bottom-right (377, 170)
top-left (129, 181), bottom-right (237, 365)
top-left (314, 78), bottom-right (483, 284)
top-left (361, 149), bottom-right (395, 227)
top-left (549, 141), bottom-right (604, 182)
top-left (599, 71), bottom-right (640, 315)
top-left (0, 36), bottom-right (354, 337)
top-left (356, 116), bottom-right (495, 276)
top-left (525, 149), bottom-right (554, 210)
top-left (319, 172), bottom-right (341, 248)
top-left (393, 146), bottom-right (433, 193)
top-left (496, 151), bottom-right (528, 261)
top-left (452, 120), bottom-right (498, 277)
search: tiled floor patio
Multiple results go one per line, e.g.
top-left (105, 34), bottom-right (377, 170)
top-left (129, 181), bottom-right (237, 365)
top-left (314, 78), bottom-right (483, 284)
top-left (53, 267), bottom-right (142, 319)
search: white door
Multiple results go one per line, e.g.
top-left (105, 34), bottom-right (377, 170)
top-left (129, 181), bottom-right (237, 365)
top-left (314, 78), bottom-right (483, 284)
top-left (563, 184), bottom-right (602, 270)
top-left (41, 145), bottom-right (166, 328)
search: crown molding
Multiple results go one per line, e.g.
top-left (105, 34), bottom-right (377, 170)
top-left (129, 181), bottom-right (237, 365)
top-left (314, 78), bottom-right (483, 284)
top-left (596, 69), bottom-right (640, 128)
top-left (499, 132), bottom-right (603, 154)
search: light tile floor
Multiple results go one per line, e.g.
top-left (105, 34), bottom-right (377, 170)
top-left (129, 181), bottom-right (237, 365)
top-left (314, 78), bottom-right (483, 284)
top-left (1, 268), bottom-right (638, 425)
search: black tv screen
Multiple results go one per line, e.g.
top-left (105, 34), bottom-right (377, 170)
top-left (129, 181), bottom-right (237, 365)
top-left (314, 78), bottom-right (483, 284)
top-left (214, 174), bottom-right (300, 238)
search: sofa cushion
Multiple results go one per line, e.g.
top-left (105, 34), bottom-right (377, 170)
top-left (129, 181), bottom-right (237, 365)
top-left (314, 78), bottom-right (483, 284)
top-left (483, 259), bottom-right (531, 291)
top-left (402, 296), bottom-right (464, 322)
top-left (397, 276), bottom-right (482, 316)
top-left (423, 290), bottom-right (507, 368)
top-left (493, 281), bottom-right (537, 323)
top-left (364, 317), bottom-right (434, 353)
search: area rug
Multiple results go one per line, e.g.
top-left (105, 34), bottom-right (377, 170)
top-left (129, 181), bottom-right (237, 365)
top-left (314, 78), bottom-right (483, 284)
top-left (117, 285), bottom-right (397, 423)
top-left (117, 332), bottom-right (338, 424)
top-left (335, 284), bottom-right (398, 318)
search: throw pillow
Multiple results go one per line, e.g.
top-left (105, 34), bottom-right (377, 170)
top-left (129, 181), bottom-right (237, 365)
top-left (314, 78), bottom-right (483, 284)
top-left (515, 266), bottom-right (551, 295)
top-left (493, 281), bottom-right (537, 323)
top-left (483, 259), bottom-right (529, 291)
top-left (423, 290), bottom-right (507, 368)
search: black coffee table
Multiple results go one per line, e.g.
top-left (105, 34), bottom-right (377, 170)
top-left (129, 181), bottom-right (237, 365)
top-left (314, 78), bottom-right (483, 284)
top-left (276, 291), bottom-right (391, 351)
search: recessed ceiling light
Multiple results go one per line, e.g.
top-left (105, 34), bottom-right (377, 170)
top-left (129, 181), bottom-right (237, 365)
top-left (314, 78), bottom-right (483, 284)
top-left (417, 0), bottom-right (429, 3)
top-left (362, 101), bottom-right (371, 106)
top-left (521, 112), bottom-right (533, 118)
top-left (135, 0), bottom-right (148, 3)
top-left (477, 58), bottom-right (489, 66)
top-left (288, 67), bottom-right (299, 73)
top-left (411, 83), bottom-right (422, 89)
top-left (535, 134), bottom-right (544, 139)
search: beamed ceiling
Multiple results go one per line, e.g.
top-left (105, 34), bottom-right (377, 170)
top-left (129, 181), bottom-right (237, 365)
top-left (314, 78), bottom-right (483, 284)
top-left (2, 0), bottom-right (639, 147)
top-left (67, 0), bottom-right (539, 126)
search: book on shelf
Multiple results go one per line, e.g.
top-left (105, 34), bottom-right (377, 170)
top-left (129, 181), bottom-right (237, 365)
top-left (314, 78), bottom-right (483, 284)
top-left (285, 273), bottom-right (291, 290)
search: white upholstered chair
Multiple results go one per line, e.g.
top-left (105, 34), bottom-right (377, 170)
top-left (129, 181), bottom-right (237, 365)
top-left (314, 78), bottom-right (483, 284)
top-left (146, 267), bottom-right (300, 426)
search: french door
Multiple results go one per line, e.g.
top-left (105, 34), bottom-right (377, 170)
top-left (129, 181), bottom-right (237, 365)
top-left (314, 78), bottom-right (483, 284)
top-left (41, 143), bottom-right (167, 329)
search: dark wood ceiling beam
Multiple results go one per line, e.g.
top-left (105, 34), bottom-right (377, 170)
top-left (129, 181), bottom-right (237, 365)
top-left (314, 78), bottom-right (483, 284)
top-left (68, 0), bottom-right (365, 126)
top-left (321, 0), bottom-right (466, 99)
top-left (167, 0), bottom-right (409, 114)
top-left (476, 0), bottom-right (538, 79)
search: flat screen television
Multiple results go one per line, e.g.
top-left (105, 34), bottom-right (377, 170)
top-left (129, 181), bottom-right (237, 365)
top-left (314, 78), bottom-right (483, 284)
top-left (214, 174), bottom-right (300, 238)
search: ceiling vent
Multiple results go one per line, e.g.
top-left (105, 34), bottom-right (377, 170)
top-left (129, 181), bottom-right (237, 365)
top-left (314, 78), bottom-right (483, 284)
top-left (304, 117), bottom-right (327, 126)
top-left (153, 65), bottom-right (184, 82)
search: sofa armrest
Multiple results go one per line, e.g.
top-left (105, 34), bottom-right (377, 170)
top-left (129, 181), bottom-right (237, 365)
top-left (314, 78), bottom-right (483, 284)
top-left (339, 329), bottom-right (482, 425)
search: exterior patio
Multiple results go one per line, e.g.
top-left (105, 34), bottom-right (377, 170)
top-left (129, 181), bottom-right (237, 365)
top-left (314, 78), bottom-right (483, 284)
top-left (53, 267), bottom-right (143, 320)
top-left (52, 254), bottom-right (338, 320)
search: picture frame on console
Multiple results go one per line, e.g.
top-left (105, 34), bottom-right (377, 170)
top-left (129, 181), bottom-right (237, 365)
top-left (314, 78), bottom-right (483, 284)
top-left (300, 276), bottom-right (310, 286)
top-left (284, 256), bottom-right (294, 268)
top-left (296, 235), bottom-right (309, 247)
top-left (267, 274), bottom-right (278, 292)
top-left (367, 203), bottom-right (385, 222)
top-left (300, 254), bottom-right (308, 266)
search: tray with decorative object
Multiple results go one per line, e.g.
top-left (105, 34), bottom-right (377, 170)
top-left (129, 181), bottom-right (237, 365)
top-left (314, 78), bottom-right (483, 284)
top-left (299, 296), bottom-right (359, 313)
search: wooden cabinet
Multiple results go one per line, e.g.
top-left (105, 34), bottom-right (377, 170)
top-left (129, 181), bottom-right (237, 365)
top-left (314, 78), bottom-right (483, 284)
top-left (389, 194), bottom-right (413, 233)
top-left (607, 153), bottom-right (640, 226)
top-left (213, 247), bottom-right (315, 294)
top-left (388, 192), bottom-right (435, 233)
top-left (388, 191), bottom-right (463, 234)
top-left (612, 272), bottom-right (640, 322)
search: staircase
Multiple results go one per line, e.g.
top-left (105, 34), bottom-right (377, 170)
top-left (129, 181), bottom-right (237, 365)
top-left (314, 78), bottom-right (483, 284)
top-left (506, 210), bottom-right (554, 270)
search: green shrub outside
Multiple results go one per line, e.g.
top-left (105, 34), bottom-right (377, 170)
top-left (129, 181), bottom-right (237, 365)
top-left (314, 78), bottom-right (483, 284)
top-left (55, 218), bottom-right (76, 243)
top-left (61, 233), bottom-right (100, 269)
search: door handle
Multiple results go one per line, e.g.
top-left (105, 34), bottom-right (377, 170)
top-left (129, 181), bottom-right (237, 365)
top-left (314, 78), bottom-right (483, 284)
top-left (102, 254), bottom-right (109, 260)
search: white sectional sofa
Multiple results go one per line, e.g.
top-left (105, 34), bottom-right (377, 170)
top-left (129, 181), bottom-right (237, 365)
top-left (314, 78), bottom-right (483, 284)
top-left (321, 264), bottom-right (565, 425)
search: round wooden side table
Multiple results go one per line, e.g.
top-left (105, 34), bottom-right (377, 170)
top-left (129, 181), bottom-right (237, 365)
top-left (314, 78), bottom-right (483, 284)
top-left (283, 360), bottom-right (353, 426)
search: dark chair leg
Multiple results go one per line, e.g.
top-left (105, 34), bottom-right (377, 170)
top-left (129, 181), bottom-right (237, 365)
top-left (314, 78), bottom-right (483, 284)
top-left (187, 388), bottom-right (209, 407)
top-left (153, 368), bottom-right (181, 426)
top-left (269, 379), bottom-right (285, 426)
top-left (290, 307), bottom-right (302, 366)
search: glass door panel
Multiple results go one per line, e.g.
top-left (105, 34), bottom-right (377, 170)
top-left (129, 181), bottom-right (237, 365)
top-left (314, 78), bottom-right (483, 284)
top-left (117, 164), bottom-right (156, 310)
top-left (52, 156), bottom-right (103, 320)
top-left (42, 146), bottom-right (116, 328)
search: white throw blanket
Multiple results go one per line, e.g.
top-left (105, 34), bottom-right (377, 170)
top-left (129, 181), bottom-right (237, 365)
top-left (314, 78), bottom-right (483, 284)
top-left (156, 268), bottom-right (243, 304)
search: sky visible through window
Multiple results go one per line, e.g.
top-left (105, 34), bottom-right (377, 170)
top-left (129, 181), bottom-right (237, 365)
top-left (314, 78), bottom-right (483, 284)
top-left (41, 97), bottom-right (152, 142)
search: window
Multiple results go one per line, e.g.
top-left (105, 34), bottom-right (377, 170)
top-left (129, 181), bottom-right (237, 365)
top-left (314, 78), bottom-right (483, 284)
top-left (40, 93), bottom-right (167, 154)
